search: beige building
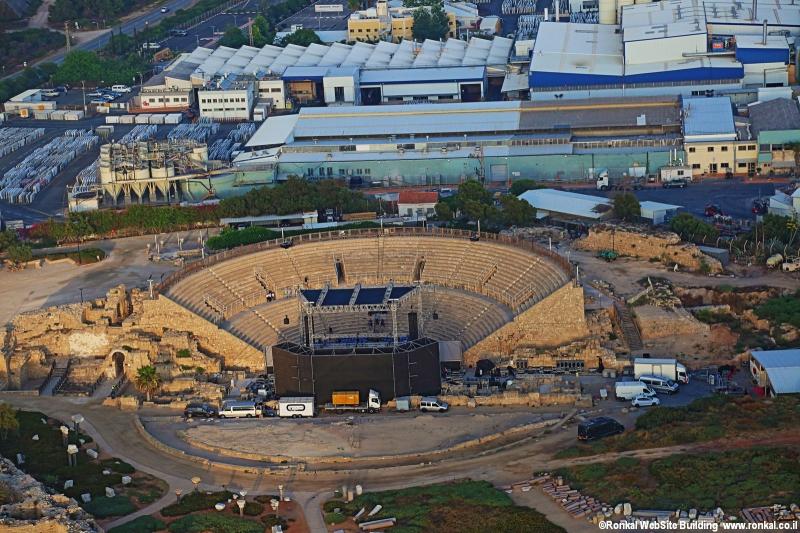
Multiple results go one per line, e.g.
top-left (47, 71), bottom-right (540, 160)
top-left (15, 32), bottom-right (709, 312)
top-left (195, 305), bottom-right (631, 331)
top-left (347, 0), bottom-right (457, 43)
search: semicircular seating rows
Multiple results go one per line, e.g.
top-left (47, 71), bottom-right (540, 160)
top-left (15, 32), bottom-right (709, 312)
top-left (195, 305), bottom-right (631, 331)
top-left (166, 232), bottom-right (570, 352)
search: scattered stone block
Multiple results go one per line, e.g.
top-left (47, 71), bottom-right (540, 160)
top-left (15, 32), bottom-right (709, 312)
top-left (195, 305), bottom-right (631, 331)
top-left (102, 469), bottom-right (111, 475)
top-left (81, 494), bottom-right (91, 503)
top-left (689, 508), bottom-right (698, 520)
top-left (614, 504), bottom-right (623, 515)
top-left (86, 449), bottom-right (98, 460)
top-left (32, 434), bottom-right (39, 441)
top-left (121, 475), bottom-right (132, 485)
top-left (623, 503), bottom-right (632, 516)
top-left (15, 454), bottom-right (24, 465)
top-left (105, 487), bottom-right (115, 498)
top-left (64, 480), bottom-right (73, 490)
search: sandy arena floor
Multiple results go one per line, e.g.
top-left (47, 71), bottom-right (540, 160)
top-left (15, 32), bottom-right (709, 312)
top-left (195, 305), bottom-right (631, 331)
top-left (179, 409), bottom-right (559, 459)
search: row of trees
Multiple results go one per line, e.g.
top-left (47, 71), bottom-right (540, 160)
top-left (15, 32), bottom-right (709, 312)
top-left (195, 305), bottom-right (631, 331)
top-left (48, 0), bottom-right (150, 24)
top-left (435, 180), bottom-right (536, 228)
top-left (53, 49), bottom-right (148, 85)
top-left (0, 231), bottom-right (33, 263)
top-left (218, 15), bottom-right (276, 48)
top-left (217, 177), bottom-right (379, 218)
top-left (0, 29), bottom-right (63, 71)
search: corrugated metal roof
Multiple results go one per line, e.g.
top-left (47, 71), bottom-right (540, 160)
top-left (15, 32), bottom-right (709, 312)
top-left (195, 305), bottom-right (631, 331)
top-left (751, 349), bottom-right (800, 394)
top-left (639, 201), bottom-right (683, 211)
top-left (518, 189), bottom-right (612, 219)
top-left (360, 66), bottom-right (485, 84)
top-left (682, 97), bottom-right (736, 140)
top-left (750, 98), bottom-right (800, 136)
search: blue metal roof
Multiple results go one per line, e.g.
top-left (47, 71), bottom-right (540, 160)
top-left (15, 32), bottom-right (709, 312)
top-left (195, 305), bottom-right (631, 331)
top-left (682, 97), bottom-right (736, 139)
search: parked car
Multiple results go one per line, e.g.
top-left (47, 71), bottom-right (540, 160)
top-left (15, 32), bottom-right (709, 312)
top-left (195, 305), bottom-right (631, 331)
top-left (183, 402), bottom-right (218, 419)
top-left (88, 89), bottom-right (105, 97)
top-left (170, 28), bottom-right (188, 36)
top-left (161, 6), bottom-right (170, 12)
top-left (111, 84), bottom-right (132, 93)
top-left (704, 204), bottom-right (723, 217)
top-left (419, 397), bottom-right (449, 412)
top-left (638, 374), bottom-right (679, 394)
top-left (90, 98), bottom-right (108, 104)
top-left (577, 417), bottom-right (624, 441)
top-left (42, 89), bottom-right (61, 97)
top-left (662, 178), bottom-right (689, 189)
top-left (219, 400), bottom-right (260, 418)
top-left (631, 394), bottom-right (661, 407)
top-left (751, 199), bottom-right (768, 215)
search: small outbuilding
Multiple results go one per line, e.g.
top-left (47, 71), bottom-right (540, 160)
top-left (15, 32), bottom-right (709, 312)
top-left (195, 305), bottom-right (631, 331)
top-left (638, 200), bottom-right (683, 225)
top-left (518, 188), bottom-right (612, 220)
top-left (749, 349), bottom-right (800, 397)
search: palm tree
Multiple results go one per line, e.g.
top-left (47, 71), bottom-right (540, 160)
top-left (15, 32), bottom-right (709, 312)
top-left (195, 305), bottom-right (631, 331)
top-left (134, 365), bottom-right (161, 402)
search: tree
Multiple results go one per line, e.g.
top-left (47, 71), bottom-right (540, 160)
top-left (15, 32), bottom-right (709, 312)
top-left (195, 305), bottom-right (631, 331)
top-left (612, 192), bottom-right (641, 222)
top-left (412, 3), bottom-right (449, 41)
top-left (499, 195), bottom-right (536, 226)
top-left (0, 403), bottom-right (18, 440)
top-left (278, 28), bottom-right (322, 47)
top-left (348, 0), bottom-right (360, 11)
top-left (6, 244), bottom-right (32, 264)
top-left (251, 15), bottom-right (274, 47)
top-left (134, 365), bottom-right (161, 402)
top-left (509, 179), bottom-right (545, 196)
top-left (434, 201), bottom-right (453, 222)
top-left (670, 212), bottom-right (718, 242)
top-left (219, 25), bottom-right (247, 48)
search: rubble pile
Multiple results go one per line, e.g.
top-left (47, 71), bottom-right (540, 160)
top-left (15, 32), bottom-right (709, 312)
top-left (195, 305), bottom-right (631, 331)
top-left (628, 278), bottom-right (683, 309)
top-left (0, 456), bottom-right (98, 532)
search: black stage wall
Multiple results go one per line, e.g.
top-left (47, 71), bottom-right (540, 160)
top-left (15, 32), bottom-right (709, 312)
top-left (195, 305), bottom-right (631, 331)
top-left (272, 339), bottom-right (441, 403)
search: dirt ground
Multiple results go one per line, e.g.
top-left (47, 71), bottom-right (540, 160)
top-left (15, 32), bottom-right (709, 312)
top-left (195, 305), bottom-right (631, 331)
top-left (0, 230), bottom-right (212, 325)
top-left (180, 410), bottom-right (559, 459)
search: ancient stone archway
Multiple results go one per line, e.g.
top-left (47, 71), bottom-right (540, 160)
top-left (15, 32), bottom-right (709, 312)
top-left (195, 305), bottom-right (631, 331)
top-left (112, 352), bottom-right (125, 378)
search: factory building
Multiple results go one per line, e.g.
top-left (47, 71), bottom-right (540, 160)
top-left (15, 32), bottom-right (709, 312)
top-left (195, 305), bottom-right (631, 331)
top-left (749, 97), bottom-right (800, 175)
top-left (142, 37), bottom-right (511, 119)
top-left (528, 0), bottom-right (796, 101)
top-left (233, 97), bottom-right (685, 185)
top-left (347, 0), bottom-right (462, 43)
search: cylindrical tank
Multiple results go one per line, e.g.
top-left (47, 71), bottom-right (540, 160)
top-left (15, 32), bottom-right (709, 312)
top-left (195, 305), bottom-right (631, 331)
top-left (599, 0), bottom-right (616, 24)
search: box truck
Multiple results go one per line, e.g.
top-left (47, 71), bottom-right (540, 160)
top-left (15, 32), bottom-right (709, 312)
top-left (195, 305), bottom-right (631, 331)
top-left (614, 381), bottom-right (656, 401)
top-left (324, 389), bottom-right (381, 413)
top-left (633, 358), bottom-right (689, 384)
top-left (277, 396), bottom-right (315, 418)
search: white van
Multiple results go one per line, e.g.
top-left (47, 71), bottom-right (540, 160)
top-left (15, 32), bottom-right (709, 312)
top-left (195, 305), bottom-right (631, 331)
top-left (420, 398), bottom-right (449, 412)
top-left (111, 85), bottom-right (132, 93)
top-left (219, 401), bottom-right (260, 418)
top-left (638, 375), bottom-right (679, 394)
top-left (614, 381), bottom-right (656, 401)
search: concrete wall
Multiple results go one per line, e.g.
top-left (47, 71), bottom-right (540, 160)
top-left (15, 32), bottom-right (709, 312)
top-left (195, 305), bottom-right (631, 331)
top-left (463, 284), bottom-right (589, 366)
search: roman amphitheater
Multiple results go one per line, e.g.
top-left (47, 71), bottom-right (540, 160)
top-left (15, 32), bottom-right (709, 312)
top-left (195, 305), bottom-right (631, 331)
top-left (2, 227), bottom-right (596, 399)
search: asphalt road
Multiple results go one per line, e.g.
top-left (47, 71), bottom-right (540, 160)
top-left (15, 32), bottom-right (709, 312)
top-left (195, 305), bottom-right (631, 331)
top-left (570, 180), bottom-right (775, 220)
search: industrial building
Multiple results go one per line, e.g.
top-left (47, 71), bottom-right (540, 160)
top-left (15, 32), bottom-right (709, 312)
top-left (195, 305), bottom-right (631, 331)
top-left (141, 36), bottom-right (512, 119)
top-left (749, 97), bottom-right (800, 174)
top-left (347, 0), bottom-right (463, 43)
top-left (528, 0), bottom-right (797, 101)
top-left (517, 189), bottom-right (613, 220)
top-left (235, 97), bottom-right (684, 185)
top-left (749, 349), bottom-right (800, 396)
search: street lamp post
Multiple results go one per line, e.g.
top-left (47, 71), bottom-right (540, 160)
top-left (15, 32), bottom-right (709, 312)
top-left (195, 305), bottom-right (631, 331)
top-left (71, 414), bottom-right (84, 436)
top-left (81, 81), bottom-right (87, 113)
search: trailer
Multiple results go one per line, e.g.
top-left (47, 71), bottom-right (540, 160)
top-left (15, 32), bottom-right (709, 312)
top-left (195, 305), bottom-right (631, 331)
top-left (324, 389), bottom-right (381, 413)
top-left (633, 358), bottom-right (689, 384)
top-left (277, 396), bottom-right (315, 418)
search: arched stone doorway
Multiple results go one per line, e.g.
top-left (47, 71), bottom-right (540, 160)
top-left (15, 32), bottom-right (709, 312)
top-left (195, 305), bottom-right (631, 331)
top-left (112, 352), bottom-right (125, 378)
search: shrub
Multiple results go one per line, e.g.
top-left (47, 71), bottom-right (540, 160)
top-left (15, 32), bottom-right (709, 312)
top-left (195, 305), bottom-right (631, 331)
top-left (82, 495), bottom-right (136, 518)
top-left (243, 500), bottom-right (264, 516)
top-left (108, 515), bottom-right (165, 533)
top-left (261, 514), bottom-right (289, 529)
top-left (325, 511), bottom-right (346, 524)
top-left (323, 500), bottom-right (345, 513)
top-left (168, 513), bottom-right (263, 533)
top-left (253, 494), bottom-right (279, 504)
top-left (102, 459), bottom-right (135, 474)
top-left (160, 490), bottom-right (233, 517)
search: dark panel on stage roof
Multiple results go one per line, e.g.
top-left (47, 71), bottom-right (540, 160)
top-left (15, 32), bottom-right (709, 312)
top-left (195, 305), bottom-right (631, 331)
top-left (389, 287), bottom-right (414, 299)
top-left (354, 287), bottom-right (386, 305)
top-left (322, 289), bottom-right (353, 306)
top-left (300, 289), bottom-right (322, 303)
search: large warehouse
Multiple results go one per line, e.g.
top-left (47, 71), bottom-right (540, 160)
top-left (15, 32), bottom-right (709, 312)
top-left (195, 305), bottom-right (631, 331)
top-left (234, 97), bottom-right (684, 184)
top-left (528, 0), bottom-right (796, 100)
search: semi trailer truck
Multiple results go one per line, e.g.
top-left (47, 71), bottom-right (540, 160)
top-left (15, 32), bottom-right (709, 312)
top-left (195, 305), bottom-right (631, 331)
top-left (323, 389), bottom-right (381, 413)
top-left (633, 358), bottom-right (689, 384)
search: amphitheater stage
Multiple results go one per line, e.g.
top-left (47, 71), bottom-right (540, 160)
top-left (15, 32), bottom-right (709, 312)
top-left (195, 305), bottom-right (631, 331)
top-left (272, 338), bottom-right (441, 402)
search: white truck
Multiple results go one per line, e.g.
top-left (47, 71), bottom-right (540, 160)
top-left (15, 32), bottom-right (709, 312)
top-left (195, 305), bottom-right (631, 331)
top-left (614, 381), bottom-right (656, 400)
top-left (277, 396), bottom-right (315, 418)
top-left (634, 358), bottom-right (689, 384)
top-left (323, 389), bottom-right (381, 414)
top-left (596, 172), bottom-right (644, 191)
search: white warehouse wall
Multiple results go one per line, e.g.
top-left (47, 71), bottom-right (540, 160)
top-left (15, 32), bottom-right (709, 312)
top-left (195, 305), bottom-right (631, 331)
top-left (624, 33), bottom-right (708, 64)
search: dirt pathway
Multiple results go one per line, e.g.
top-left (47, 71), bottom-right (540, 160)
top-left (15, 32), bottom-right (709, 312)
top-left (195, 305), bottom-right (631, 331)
top-left (28, 0), bottom-right (56, 28)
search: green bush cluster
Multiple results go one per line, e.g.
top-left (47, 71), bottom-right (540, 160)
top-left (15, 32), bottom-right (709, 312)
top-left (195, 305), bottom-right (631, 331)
top-left (755, 290), bottom-right (800, 328)
top-left (83, 495), bottom-right (137, 518)
top-left (0, 29), bottom-right (63, 71)
top-left (160, 490), bottom-right (234, 517)
top-left (670, 212), bottom-right (719, 242)
top-left (558, 447), bottom-right (800, 511)
top-left (206, 221), bottom-right (379, 250)
top-left (167, 513), bottom-right (263, 533)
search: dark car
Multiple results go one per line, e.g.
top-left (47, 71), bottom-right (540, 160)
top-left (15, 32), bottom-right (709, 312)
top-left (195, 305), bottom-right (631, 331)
top-left (704, 204), bottom-right (723, 217)
top-left (183, 402), bottom-right (218, 419)
top-left (279, 238), bottom-right (294, 249)
top-left (662, 178), bottom-right (689, 189)
top-left (577, 417), bottom-right (625, 441)
top-left (751, 199), bottom-right (768, 215)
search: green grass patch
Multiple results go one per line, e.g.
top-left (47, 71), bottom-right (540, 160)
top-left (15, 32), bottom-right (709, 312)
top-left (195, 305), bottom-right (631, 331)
top-left (755, 291), bottom-right (800, 328)
top-left (325, 511), bottom-right (346, 524)
top-left (108, 515), bottom-right (165, 533)
top-left (167, 513), bottom-right (263, 533)
top-left (160, 490), bottom-right (233, 517)
top-left (557, 396), bottom-right (800, 458)
top-left (82, 495), bottom-right (137, 518)
top-left (557, 447), bottom-right (800, 512)
top-left (326, 480), bottom-right (564, 533)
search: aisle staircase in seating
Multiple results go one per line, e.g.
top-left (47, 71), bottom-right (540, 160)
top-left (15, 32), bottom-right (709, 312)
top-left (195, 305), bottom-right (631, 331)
top-left (41, 358), bottom-right (70, 396)
top-left (614, 301), bottom-right (643, 352)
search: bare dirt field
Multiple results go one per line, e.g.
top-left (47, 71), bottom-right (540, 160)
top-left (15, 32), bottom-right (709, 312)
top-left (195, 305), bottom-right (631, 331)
top-left (179, 409), bottom-right (560, 460)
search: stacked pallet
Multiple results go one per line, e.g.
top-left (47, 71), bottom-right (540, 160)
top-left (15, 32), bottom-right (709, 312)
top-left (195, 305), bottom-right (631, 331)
top-left (742, 504), bottom-right (800, 523)
top-left (531, 473), bottom-right (608, 519)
